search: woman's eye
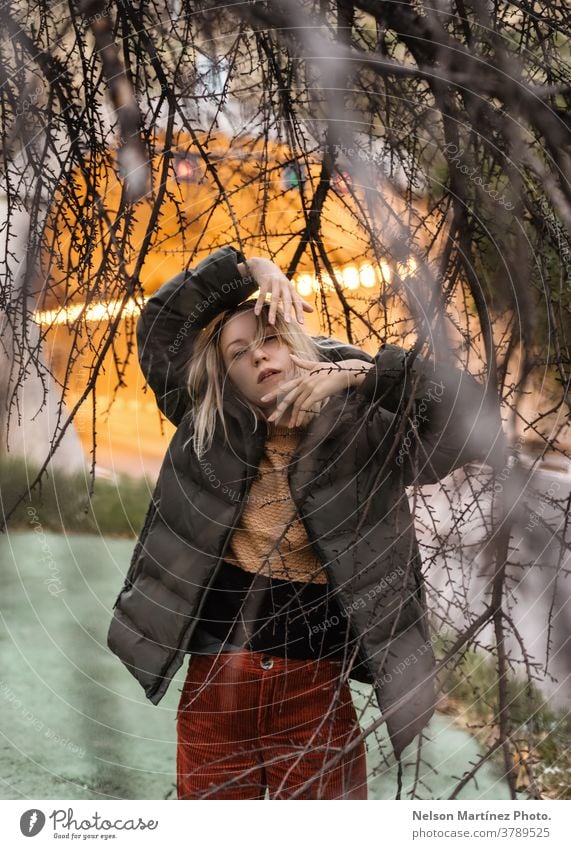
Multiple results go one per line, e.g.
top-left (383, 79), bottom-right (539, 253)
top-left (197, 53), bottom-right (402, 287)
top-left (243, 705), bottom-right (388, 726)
top-left (232, 337), bottom-right (277, 360)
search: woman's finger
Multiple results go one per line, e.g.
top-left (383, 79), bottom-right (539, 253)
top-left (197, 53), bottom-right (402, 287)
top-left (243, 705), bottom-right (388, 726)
top-left (291, 290), bottom-right (313, 323)
top-left (266, 360), bottom-right (340, 422)
top-left (290, 387), bottom-right (314, 427)
top-left (289, 354), bottom-right (319, 369)
top-left (268, 277), bottom-right (285, 325)
top-left (267, 383), bottom-right (305, 422)
top-left (286, 383), bottom-right (314, 427)
top-left (253, 280), bottom-right (269, 316)
top-left (291, 291), bottom-right (305, 324)
top-left (281, 282), bottom-right (293, 323)
top-left (255, 282), bottom-right (313, 324)
top-left (260, 375), bottom-right (302, 403)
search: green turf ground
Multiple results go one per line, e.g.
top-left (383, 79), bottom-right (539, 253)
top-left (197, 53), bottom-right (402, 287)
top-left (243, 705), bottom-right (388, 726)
top-left (0, 531), bottom-right (515, 800)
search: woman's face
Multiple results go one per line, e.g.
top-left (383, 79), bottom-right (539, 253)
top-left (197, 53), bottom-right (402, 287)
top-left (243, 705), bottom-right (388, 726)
top-left (220, 309), bottom-right (295, 414)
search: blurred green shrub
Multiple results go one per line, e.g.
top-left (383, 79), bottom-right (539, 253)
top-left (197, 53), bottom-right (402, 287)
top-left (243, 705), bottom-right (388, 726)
top-left (435, 634), bottom-right (570, 798)
top-left (1, 457), bottom-right (153, 537)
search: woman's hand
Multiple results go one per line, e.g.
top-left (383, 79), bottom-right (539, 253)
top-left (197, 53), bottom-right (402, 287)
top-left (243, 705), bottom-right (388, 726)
top-left (261, 355), bottom-right (374, 428)
top-left (237, 257), bottom-right (314, 325)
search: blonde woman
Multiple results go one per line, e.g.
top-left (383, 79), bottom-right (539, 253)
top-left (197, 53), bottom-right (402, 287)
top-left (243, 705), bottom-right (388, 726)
top-left (107, 246), bottom-right (502, 799)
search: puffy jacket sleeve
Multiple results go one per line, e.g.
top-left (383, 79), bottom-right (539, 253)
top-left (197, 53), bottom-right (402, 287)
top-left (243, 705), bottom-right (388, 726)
top-left (355, 343), bottom-right (505, 485)
top-left (311, 334), bottom-right (375, 365)
top-left (136, 246), bottom-right (259, 425)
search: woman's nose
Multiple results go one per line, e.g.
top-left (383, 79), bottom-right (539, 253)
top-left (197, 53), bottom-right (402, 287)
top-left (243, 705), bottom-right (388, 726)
top-left (253, 344), bottom-right (268, 362)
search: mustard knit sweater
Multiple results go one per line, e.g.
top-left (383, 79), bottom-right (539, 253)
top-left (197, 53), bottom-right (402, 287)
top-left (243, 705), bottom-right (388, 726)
top-left (190, 419), bottom-right (347, 660)
top-left (225, 421), bottom-right (328, 585)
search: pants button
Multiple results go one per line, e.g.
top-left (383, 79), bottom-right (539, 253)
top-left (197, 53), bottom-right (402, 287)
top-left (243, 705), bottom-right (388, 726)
top-left (260, 655), bottom-right (274, 670)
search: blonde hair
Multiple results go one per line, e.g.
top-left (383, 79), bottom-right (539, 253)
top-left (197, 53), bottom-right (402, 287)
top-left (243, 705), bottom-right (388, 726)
top-left (185, 300), bottom-right (327, 459)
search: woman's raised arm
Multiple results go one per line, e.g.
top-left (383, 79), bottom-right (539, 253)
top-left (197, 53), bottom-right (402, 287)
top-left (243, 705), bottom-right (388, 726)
top-left (136, 246), bottom-right (258, 425)
top-left (355, 343), bottom-right (506, 485)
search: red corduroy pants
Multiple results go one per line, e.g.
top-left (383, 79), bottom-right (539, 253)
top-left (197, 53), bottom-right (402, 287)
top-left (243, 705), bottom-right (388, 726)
top-left (176, 650), bottom-right (368, 799)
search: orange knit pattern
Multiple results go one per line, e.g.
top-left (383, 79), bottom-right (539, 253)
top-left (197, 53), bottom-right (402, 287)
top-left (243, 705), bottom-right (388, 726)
top-left (225, 421), bottom-right (328, 584)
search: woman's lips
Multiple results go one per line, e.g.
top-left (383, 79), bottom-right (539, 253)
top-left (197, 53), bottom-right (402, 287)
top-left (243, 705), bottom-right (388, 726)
top-left (259, 370), bottom-right (281, 383)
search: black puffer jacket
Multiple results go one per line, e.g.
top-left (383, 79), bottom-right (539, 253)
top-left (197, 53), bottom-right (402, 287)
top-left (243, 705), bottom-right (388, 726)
top-left (107, 246), bottom-right (503, 759)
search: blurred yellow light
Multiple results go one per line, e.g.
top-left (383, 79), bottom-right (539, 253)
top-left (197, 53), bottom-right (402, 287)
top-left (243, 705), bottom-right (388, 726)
top-left (33, 259), bottom-right (400, 325)
top-left (359, 263), bottom-right (376, 288)
top-left (379, 260), bottom-right (392, 283)
top-left (295, 274), bottom-right (315, 297)
top-left (342, 266), bottom-right (360, 289)
top-left (316, 273), bottom-right (336, 292)
top-left (33, 298), bottom-right (141, 326)
top-left (397, 257), bottom-right (417, 279)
